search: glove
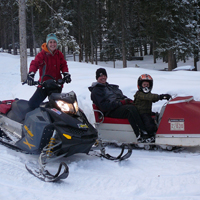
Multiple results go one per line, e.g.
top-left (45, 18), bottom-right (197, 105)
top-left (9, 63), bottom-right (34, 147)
top-left (120, 100), bottom-right (127, 105)
top-left (160, 94), bottom-right (171, 100)
top-left (120, 98), bottom-right (134, 105)
top-left (63, 72), bottom-right (71, 83)
top-left (27, 72), bottom-right (35, 86)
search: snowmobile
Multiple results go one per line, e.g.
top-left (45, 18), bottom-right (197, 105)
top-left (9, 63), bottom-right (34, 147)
top-left (92, 95), bottom-right (200, 150)
top-left (0, 75), bottom-right (132, 182)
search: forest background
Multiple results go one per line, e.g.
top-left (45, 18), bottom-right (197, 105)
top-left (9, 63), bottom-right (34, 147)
top-left (0, 0), bottom-right (200, 73)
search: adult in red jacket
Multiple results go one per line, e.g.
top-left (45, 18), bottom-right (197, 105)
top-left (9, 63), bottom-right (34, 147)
top-left (27, 33), bottom-right (71, 109)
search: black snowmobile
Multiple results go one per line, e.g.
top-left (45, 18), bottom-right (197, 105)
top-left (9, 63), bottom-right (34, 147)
top-left (0, 75), bottom-right (132, 182)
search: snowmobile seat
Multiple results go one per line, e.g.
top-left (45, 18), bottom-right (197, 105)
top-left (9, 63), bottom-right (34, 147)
top-left (0, 100), bottom-right (15, 114)
top-left (92, 104), bottom-right (129, 124)
top-left (7, 99), bottom-right (32, 123)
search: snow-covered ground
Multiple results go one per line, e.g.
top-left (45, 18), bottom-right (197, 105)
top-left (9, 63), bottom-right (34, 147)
top-left (0, 53), bottom-right (200, 200)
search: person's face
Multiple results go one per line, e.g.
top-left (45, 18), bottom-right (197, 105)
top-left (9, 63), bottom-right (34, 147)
top-left (47, 39), bottom-right (57, 52)
top-left (142, 81), bottom-right (149, 88)
top-left (97, 75), bottom-right (107, 84)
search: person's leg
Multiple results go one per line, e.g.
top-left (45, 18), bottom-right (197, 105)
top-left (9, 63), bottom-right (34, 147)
top-left (141, 113), bottom-right (157, 137)
top-left (107, 105), bottom-right (146, 138)
top-left (28, 88), bottom-right (47, 109)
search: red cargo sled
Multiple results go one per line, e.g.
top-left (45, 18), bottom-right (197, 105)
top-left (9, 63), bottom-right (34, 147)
top-left (93, 96), bottom-right (200, 148)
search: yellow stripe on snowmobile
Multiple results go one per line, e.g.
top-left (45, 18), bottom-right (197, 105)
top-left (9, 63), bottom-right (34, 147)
top-left (63, 134), bottom-right (72, 139)
top-left (24, 125), bottom-right (34, 137)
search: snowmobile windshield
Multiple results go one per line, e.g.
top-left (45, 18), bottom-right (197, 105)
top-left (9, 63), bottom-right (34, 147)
top-left (49, 91), bottom-right (79, 114)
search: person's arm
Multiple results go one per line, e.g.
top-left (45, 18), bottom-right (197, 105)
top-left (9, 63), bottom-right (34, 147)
top-left (29, 51), bottom-right (44, 73)
top-left (137, 92), bottom-right (160, 102)
top-left (91, 87), bottom-right (121, 112)
top-left (59, 51), bottom-right (69, 73)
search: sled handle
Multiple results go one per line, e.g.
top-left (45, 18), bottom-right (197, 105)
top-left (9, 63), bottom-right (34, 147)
top-left (93, 109), bottom-right (104, 124)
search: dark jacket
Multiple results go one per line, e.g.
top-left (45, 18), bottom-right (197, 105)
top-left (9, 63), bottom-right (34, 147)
top-left (88, 82), bottom-right (127, 113)
top-left (134, 90), bottom-right (160, 115)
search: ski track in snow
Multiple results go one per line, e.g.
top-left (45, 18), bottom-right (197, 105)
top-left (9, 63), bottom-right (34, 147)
top-left (1, 144), bottom-right (200, 200)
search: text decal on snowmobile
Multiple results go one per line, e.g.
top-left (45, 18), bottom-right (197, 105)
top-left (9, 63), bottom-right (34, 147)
top-left (23, 138), bottom-right (35, 149)
top-left (78, 124), bottom-right (89, 129)
top-left (24, 125), bottom-right (34, 137)
top-left (169, 119), bottom-right (185, 131)
top-left (51, 108), bottom-right (62, 115)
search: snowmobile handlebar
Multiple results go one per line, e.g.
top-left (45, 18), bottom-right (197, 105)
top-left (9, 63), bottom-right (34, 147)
top-left (22, 74), bottom-right (66, 86)
top-left (22, 80), bottom-right (39, 85)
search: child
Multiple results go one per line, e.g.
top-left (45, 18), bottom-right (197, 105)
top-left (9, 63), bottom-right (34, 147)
top-left (133, 74), bottom-right (171, 142)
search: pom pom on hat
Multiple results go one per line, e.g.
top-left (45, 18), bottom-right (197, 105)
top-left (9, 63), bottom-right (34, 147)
top-left (96, 68), bottom-right (107, 80)
top-left (46, 33), bottom-right (58, 44)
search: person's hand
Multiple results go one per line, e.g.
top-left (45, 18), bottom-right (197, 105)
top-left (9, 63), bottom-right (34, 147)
top-left (27, 72), bottom-right (35, 86)
top-left (63, 72), bottom-right (71, 83)
top-left (160, 94), bottom-right (171, 100)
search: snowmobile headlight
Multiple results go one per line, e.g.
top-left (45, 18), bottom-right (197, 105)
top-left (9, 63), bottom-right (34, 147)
top-left (56, 100), bottom-right (78, 114)
top-left (73, 101), bottom-right (79, 113)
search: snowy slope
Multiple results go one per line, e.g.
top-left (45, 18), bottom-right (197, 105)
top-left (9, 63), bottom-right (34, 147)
top-left (0, 53), bottom-right (200, 200)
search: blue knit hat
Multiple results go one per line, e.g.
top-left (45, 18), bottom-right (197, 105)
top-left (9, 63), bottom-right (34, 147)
top-left (46, 33), bottom-right (58, 44)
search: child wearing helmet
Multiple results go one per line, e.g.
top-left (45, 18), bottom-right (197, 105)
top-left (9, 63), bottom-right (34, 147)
top-left (133, 74), bottom-right (171, 142)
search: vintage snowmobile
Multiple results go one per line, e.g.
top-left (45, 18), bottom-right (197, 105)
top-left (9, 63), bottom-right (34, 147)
top-left (0, 76), bottom-right (132, 182)
top-left (93, 95), bottom-right (200, 150)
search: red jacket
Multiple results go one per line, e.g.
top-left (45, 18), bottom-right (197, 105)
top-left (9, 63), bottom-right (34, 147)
top-left (29, 43), bottom-right (69, 83)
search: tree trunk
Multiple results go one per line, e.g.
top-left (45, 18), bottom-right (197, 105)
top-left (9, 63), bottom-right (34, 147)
top-left (140, 45), bottom-right (143, 57)
top-left (121, 0), bottom-right (127, 68)
top-left (78, 0), bottom-right (82, 62)
top-left (149, 42), bottom-right (153, 55)
top-left (113, 60), bottom-right (115, 68)
top-left (144, 43), bottom-right (148, 55)
top-left (31, 3), bottom-right (37, 56)
top-left (62, 46), bottom-right (66, 60)
top-left (153, 40), bottom-right (156, 63)
top-left (98, 2), bottom-right (103, 61)
top-left (11, 7), bottom-right (17, 55)
top-left (193, 48), bottom-right (198, 71)
top-left (168, 49), bottom-right (177, 71)
top-left (19, 0), bottom-right (27, 82)
top-left (95, 46), bottom-right (98, 65)
top-left (90, 32), bottom-right (94, 64)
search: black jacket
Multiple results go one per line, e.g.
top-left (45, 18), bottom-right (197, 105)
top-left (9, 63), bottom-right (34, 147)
top-left (88, 82), bottom-right (127, 113)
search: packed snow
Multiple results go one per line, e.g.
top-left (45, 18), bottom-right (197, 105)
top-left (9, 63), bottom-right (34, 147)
top-left (0, 52), bottom-right (200, 200)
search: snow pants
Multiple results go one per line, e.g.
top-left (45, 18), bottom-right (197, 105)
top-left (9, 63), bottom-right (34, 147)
top-left (140, 113), bottom-right (157, 137)
top-left (28, 87), bottom-right (62, 109)
top-left (107, 104), bottom-right (146, 137)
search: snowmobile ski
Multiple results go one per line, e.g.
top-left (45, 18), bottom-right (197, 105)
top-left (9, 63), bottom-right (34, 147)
top-left (25, 161), bottom-right (69, 182)
top-left (90, 140), bottom-right (132, 161)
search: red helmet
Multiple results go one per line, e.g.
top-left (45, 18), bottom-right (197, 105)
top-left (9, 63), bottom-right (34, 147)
top-left (137, 74), bottom-right (153, 93)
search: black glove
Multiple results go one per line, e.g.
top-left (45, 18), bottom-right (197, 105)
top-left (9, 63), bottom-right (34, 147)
top-left (27, 72), bottom-right (35, 86)
top-left (63, 72), bottom-right (71, 83)
top-left (160, 94), bottom-right (171, 100)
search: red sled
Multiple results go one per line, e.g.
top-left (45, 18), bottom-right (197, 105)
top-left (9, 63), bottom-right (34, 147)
top-left (92, 96), bottom-right (200, 148)
top-left (0, 100), bottom-right (15, 114)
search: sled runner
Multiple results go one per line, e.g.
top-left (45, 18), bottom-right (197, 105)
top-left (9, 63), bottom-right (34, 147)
top-left (93, 96), bottom-right (200, 149)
